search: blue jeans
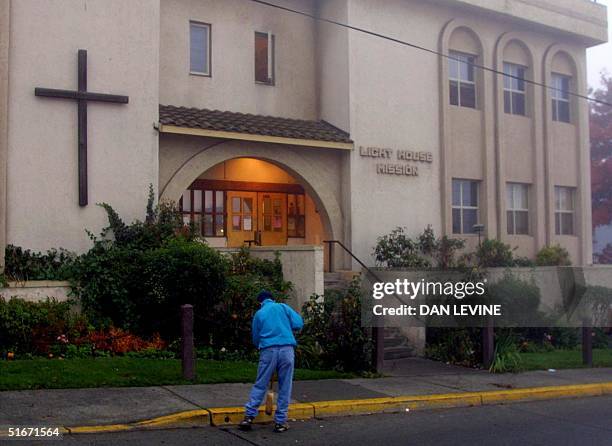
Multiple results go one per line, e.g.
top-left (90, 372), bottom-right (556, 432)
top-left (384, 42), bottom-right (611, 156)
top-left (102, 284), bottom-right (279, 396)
top-left (245, 345), bottom-right (295, 424)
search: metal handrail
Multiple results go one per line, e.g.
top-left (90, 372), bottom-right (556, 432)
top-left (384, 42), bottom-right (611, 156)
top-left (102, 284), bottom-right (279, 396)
top-left (323, 239), bottom-right (374, 275)
top-left (323, 240), bottom-right (414, 307)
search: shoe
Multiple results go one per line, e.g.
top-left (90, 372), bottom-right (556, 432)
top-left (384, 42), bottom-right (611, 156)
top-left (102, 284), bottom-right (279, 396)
top-left (273, 423), bottom-right (289, 433)
top-left (238, 416), bottom-right (254, 431)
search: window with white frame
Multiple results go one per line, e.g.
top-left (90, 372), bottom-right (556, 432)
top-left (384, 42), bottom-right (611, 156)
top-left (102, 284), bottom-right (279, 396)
top-left (190, 21), bottom-right (211, 75)
top-left (503, 63), bottom-right (526, 116)
top-left (255, 31), bottom-right (275, 84)
top-left (551, 74), bottom-right (571, 123)
top-left (449, 51), bottom-right (476, 108)
top-left (555, 186), bottom-right (575, 235)
top-left (452, 179), bottom-right (480, 234)
top-left (506, 183), bottom-right (529, 235)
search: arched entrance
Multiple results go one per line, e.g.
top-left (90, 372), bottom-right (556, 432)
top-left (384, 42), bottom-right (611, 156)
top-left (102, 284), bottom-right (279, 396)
top-left (173, 157), bottom-right (327, 248)
top-left (160, 141), bottom-right (344, 251)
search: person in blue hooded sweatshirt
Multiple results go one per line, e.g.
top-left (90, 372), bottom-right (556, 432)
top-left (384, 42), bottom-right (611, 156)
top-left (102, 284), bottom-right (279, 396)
top-left (239, 290), bottom-right (304, 433)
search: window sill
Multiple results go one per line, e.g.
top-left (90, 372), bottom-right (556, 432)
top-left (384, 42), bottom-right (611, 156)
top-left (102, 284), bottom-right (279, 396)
top-left (504, 113), bottom-right (531, 120)
top-left (449, 104), bottom-right (480, 112)
top-left (551, 120), bottom-right (574, 126)
top-left (190, 71), bottom-right (211, 78)
top-left (255, 80), bottom-right (275, 86)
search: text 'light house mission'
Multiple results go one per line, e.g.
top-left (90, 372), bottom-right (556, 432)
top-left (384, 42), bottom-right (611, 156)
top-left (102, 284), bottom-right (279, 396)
top-left (0, 0), bottom-right (608, 276)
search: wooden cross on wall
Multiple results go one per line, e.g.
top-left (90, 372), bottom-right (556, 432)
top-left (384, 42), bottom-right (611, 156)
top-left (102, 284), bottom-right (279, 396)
top-left (35, 49), bottom-right (129, 206)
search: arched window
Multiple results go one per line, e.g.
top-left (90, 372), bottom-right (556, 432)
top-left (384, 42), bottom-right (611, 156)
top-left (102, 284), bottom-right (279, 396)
top-left (448, 28), bottom-right (481, 109)
top-left (550, 52), bottom-right (575, 124)
top-left (502, 40), bottom-right (531, 117)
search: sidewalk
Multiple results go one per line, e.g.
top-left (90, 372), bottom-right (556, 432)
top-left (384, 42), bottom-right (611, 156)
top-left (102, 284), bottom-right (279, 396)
top-left (1, 359), bottom-right (611, 430)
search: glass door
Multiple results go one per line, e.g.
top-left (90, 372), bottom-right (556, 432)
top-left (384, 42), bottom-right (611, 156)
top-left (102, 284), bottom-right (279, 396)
top-left (226, 191), bottom-right (257, 247)
top-left (258, 192), bottom-right (287, 246)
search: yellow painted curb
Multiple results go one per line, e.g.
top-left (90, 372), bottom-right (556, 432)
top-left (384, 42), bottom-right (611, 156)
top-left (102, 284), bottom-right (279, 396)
top-left (312, 397), bottom-right (408, 417)
top-left (67, 409), bottom-right (210, 434)
top-left (209, 403), bottom-right (314, 427)
top-left (398, 392), bottom-right (483, 411)
top-left (479, 383), bottom-right (604, 405)
top-left (57, 381), bottom-right (612, 434)
top-left (312, 393), bottom-right (484, 418)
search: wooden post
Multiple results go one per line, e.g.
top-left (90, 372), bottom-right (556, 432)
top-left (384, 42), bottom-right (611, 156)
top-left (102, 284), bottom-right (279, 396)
top-left (372, 326), bottom-right (385, 373)
top-left (582, 322), bottom-right (593, 367)
top-left (181, 304), bottom-right (196, 380)
top-left (482, 318), bottom-right (494, 369)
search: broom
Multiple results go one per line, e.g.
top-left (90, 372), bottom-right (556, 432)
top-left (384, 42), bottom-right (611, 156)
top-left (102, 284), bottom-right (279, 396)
top-left (265, 373), bottom-right (276, 415)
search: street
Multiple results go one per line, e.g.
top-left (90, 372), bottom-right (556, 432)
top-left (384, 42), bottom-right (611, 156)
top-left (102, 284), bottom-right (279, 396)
top-left (23, 395), bottom-right (612, 446)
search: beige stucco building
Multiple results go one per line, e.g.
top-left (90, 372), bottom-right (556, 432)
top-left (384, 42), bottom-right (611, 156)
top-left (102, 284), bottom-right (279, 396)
top-left (0, 0), bottom-right (608, 272)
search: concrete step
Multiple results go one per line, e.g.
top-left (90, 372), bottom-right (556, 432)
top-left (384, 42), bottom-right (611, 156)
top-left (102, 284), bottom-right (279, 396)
top-left (384, 337), bottom-right (405, 348)
top-left (324, 271), bottom-right (357, 292)
top-left (383, 346), bottom-right (414, 360)
top-left (383, 327), bottom-right (416, 359)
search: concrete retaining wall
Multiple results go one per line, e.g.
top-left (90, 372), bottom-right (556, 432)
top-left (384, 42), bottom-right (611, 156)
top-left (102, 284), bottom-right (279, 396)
top-left (0, 280), bottom-right (72, 302)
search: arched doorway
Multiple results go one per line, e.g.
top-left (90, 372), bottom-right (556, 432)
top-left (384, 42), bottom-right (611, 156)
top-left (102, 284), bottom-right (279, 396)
top-left (176, 158), bottom-right (328, 248)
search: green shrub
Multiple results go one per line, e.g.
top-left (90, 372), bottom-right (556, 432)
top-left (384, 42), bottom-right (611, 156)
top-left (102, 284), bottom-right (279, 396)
top-left (214, 249), bottom-right (292, 352)
top-left (592, 328), bottom-right (609, 349)
top-left (486, 273), bottom-right (543, 326)
top-left (3, 245), bottom-right (76, 281)
top-left (490, 334), bottom-right (522, 373)
top-left (373, 227), bottom-right (431, 268)
top-left (549, 327), bottom-right (579, 349)
top-left (425, 328), bottom-right (481, 367)
top-left (140, 238), bottom-right (229, 340)
top-left (513, 256), bottom-right (536, 267)
top-left (536, 245), bottom-right (572, 266)
top-left (475, 239), bottom-right (515, 268)
top-left (299, 280), bottom-right (373, 372)
top-left (97, 185), bottom-right (194, 251)
top-left (374, 226), bottom-right (465, 269)
top-left (71, 191), bottom-right (292, 354)
top-left (0, 297), bottom-right (87, 356)
top-left (435, 235), bottom-right (466, 269)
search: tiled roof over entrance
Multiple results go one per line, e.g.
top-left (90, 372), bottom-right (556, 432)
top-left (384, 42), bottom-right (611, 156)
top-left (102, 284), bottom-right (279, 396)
top-left (159, 105), bottom-right (352, 144)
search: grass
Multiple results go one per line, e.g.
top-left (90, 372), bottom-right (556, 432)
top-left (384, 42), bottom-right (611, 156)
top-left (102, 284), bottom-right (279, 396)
top-left (518, 348), bottom-right (612, 371)
top-left (0, 358), bottom-right (353, 391)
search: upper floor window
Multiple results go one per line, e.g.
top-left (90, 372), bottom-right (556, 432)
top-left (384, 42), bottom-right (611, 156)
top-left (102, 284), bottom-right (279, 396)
top-left (190, 22), bottom-right (211, 76)
top-left (503, 63), bottom-right (526, 116)
top-left (452, 179), bottom-right (479, 234)
top-left (551, 74), bottom-right (571, 123)
top-left (506, 183), bottom-right (529, 235)
top-left (255, 31), bottom-right (275, 85)
top-left (555, 186), bottom-right (575, 236)
top-left (449, 51), bottom-right (476, 108)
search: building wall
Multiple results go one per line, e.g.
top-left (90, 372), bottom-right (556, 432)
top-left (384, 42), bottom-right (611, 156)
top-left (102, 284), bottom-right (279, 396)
top-left (6, 0), bottom-right (160, 253)
top-left (1, 0), bottom-right (604, 270)
top-left (0, 0), bottom-right (10, 269)
top-left (159, 0), bottom-right (319, 120)
top-left (340, 0), bottom-right (597, 266)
